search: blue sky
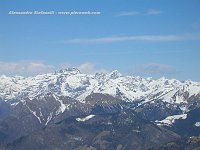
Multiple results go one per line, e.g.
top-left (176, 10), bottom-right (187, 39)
top-left (0, 0), bottom-right (200, 81)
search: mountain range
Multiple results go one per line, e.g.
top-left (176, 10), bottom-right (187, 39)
top-left (0, 68), bottom-right (200, 149)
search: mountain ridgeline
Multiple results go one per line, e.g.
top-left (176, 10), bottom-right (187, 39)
top-left (0, 68), bottom-right (200, 150)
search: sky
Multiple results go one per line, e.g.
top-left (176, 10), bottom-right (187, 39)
top-left (0, 0), bottom-right (200, 81)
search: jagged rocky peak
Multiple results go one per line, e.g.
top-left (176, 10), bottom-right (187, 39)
top-left (55, 67), bottom-right (81, 74)
top-left (94, 72), bottom-right (106, 80)
top-left (109, 70), bottom-right (122, 79)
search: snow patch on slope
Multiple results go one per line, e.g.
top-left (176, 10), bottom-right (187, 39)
top-left (156, 114), bottom-right (187, 126)
top-left (195, 122), bottom-right (200, 127)
top-left (45, 112), bottom-right (53, 125)
top-left (76, 115), bottom-right (95, 122)
top-left (26, 105), bottom-right (42, 123)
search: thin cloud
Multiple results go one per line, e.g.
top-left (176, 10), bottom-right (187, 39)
top-left (78, 62), bottom-right (108, 74)
top-left (147, 9), bottom-right (162, 15)
top-left (63, 33), bottom-right (200, 44)
top-left (117, 9), bottom-right (162, 17)
top-left (0, 61), bottom-right (55, 76)
top-left (133, 63), bottom-right (176, 75)
top-left (0, 61), bottom-right (108, 76)
top-left (117, 11), bottom-right (141, 16)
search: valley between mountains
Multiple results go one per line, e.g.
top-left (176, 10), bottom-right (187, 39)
top-left (0, 68), bottom-right (200, 150)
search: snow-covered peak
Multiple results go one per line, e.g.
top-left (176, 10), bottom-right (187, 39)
top-left (109, 70), bottom-right (122, 79)
top-left (0, 68), bottom-right (200, 106)
top-left (95, 72), bottom-right (106, 80)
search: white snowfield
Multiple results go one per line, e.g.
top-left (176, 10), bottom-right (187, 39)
top-left (76, 115), bottom-right (95, 122)
top-left (0, 68), bottom-right (200, 105)
top-left (156, 114), bottom-right (187, 126)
